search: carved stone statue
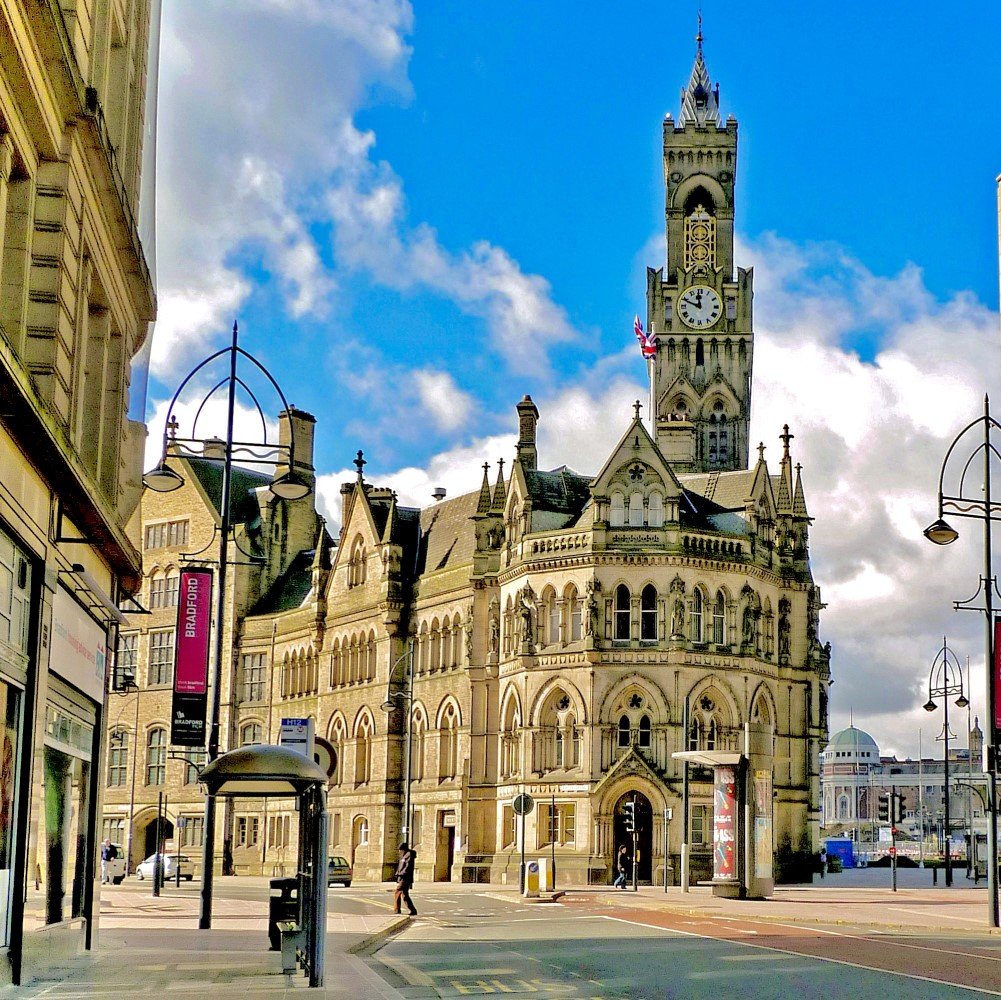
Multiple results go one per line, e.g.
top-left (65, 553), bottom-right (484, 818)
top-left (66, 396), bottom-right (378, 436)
top-left (488, 598), bottom-right (500, 654)
top-left (742, 606), bottom-right (755, 645)
top-left (671, 599), bottom-right (685, 638)
top-left (465, 607), bottom-right (474, 660)
top-left (585, 588), bottom-right (599, 637)
top-left (778, 615), bottom-right (791, 659)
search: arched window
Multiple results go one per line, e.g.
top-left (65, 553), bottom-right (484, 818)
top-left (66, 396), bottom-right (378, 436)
top-left (610, 492), bottom-right (625, 527)
top-left (628, 492), bottom-right (644, 527)
top-left (554, 724), bottom-right (564, 768)
top-left (412, 708), bottom-right (427, 782)
top-left (439, 703), bottom-right (458, 780)
top-left (617, 714), bottom-right (631, 749)
top-left (452, 613), bottom-right (463, 667)
top-left (330, 716), bottom-right (346, 786)
top-left (107, 731), bottom-right (129, 787)
top-left (713, 591), bottom-right (726, 645)
top-left (501, 696), bottom-right (520, 779)
top-left (146, 728), bottom-right (167, 785)
top-left (640, 585), bottom-right (658, 642)
top-left (240, 722), bottom-right (264, 745)
top-left (418, 622), bottom-right (429, 674)
top-left (567, 586), bottom-right (582, 642)
top-left (353, 815), bottom-right (369, 847)
top-left (568, 713), bottom-right (581, 767)
top-left (547, 591), bottom-right (560, 646)
top-left (638, 714), bottom-right (652, 749)
top-left (614, 584), bottom-right (631, 641)
top-left (695, 338), bottom-right (705, 367)
top-left (355, 715), bottom-right (372, 785)
top-left (648, 492), bottom-right (664, 527)
top-left (430, 619), bottom-right (441, 670)
top-left (689, 588), bottom-right (704, 643)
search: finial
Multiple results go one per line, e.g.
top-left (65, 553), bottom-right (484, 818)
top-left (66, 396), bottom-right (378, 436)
top-left (633, 399), bottom-right (643, 421)
top-left (166, 415), bottom-right (179, 440)
top-left (497, 458), bottom-right (505, 475)
top-left (353, 449), bottom-right (366, 481)
top-left (757, 442), bottom-right (766, 462)
top-left (483, 462), bottom-right (489, 475)
top-left (696, 8), bottom-right (703, 50)
top-left (780, 424), bottom-right (794, 459)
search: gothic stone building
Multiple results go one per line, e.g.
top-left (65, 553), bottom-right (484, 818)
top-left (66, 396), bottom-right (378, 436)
top-left (104, 41), bottom-right (830, 886)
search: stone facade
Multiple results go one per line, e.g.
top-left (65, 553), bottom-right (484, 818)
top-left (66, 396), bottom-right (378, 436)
top-left (104, 40), bottom-right (831, 889)
top-left (0, 0), bottom-right (155, 984)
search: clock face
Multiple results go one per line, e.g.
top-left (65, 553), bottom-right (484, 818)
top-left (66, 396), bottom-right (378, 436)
top-left (678, 285), bottom-right (722, 329)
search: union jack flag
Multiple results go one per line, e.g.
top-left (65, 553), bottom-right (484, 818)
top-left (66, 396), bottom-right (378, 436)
top-left (633, 315), bottom-right (657, 359)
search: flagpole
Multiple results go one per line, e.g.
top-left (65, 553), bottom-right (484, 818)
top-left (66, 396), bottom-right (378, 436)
top-left (648, 321), bottom-right (655, 430)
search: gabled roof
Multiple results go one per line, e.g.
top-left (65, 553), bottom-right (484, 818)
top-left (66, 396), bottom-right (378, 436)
top-left (416, 489), bottom-right (481, 576)
top-left (591, 414), bottom-right (683, 497)
top-left (186, 457), bottom-right (271, 524)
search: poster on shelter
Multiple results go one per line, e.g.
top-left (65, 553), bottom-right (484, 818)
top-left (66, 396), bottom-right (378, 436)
top-left (713, 765), bottom-right (737, 880)
top-left (754, 769), bottom-right (773, 880)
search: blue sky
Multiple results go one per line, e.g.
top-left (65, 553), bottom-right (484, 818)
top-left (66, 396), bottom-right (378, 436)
top-left (149, 1), bottom-right (1001, 756)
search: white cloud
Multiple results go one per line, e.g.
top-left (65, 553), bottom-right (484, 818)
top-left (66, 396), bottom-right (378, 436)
top-left (413, 371), bottom-right (475, 431)
top-left (153, 1), bottom-right (575, 383)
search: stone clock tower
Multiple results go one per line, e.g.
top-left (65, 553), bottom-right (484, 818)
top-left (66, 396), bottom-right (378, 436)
top-left (646, 32), bottom-right (753, 474)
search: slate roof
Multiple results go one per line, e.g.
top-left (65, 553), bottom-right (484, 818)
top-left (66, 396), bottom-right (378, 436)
top-left (251, 549), bottom-right (314, 614)
top-left (416, 489), bottom-right (481, 576)
top-left (679, 469), bottom-right (756, 509)
top-left (186, 457), bottom-right (272, 524)
top-left (525, 467), bottom-right (592, 530)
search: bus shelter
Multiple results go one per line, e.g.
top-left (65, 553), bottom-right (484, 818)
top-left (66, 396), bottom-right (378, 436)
top-left (199, 745), bottom-right (329, 987)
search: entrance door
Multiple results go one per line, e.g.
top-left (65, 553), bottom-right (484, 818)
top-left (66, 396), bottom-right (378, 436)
top-left (613, 792), bottom-right (653, 883)
top-left (434, 812), bottom-right (455, 881)
top-left (143, 817), bottom-right (174, 858)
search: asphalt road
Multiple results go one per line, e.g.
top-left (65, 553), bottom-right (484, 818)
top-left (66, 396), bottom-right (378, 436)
top-left (350, 888), bottom-right (1001, 999)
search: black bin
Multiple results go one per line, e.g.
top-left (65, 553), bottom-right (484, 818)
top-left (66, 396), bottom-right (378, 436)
top-left (268, 877), bottom-right (299, 950)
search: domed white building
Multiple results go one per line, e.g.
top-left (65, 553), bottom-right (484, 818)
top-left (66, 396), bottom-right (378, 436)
top-left (821, 726), bottom-right (880, 825)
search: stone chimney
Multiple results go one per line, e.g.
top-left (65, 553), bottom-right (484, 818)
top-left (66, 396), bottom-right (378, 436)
top-left (276, 407), bottom-right (316, 486)
top-left (203, 437), bottom-right (226, 460)
top-left (515, 395), bottom-right (540, 471)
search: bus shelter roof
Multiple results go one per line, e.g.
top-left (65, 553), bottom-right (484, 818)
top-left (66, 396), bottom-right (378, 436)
top-left (199, 743), bottom-right (327, 796)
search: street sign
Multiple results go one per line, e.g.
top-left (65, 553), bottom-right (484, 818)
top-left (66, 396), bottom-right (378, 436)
top-left (512, 793), bottom-right (535, 816)
top-left (280, 717), bottom-right (315, 759)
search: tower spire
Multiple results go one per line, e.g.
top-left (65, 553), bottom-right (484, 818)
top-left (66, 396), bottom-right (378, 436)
top-left (679, 13), bottom-right (720, 125)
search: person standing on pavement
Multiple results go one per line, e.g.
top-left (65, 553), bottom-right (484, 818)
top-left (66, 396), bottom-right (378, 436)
top-left (100, 838), bottom-right (116, 884)
top-left (394, 842), bottom-right (418, 915)
top-left (612, 844), bottom-right (630, 889)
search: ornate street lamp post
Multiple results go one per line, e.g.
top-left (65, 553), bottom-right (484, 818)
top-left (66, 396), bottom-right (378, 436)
top-left (923, 637), bottom-right (969, 887)
top-left (381, 642), bottom-right (415, 845)
top-left (143, 322), bottom-right (310, 929)
top-left (924, 395), bottom-right (1000, 925)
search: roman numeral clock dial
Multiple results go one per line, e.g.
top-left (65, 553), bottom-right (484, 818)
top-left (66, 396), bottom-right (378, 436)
top-left (678, 285), bottom-right (722, 329)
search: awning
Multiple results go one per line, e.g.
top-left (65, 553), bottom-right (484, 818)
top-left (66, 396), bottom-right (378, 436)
top-left (672, 750), bottom-right (744, 768)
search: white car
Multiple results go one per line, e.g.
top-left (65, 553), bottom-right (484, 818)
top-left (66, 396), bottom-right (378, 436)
top-left (135, 853), bottom-right (194, 881)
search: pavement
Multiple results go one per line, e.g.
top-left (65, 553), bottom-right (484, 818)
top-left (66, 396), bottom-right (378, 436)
top-left (4, 874), bottom-right (997, 997)
top-left (4, 881), bottom-right (408, 998)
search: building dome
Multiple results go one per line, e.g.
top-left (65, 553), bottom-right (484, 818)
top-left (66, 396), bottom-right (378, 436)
top-left (822, 726), bottom-right (879, 763)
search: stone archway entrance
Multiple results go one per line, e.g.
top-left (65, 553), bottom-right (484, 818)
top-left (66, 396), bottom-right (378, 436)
top-left (613, 791), bottom-right (653, 883)
top-left (137, 813), bottom-right (174, 860)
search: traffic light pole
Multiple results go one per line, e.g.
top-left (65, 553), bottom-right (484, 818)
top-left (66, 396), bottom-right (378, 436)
top-left (631, 794), bottom-right (638, 892)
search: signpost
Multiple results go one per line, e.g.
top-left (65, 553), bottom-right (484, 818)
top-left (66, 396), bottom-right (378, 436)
top-left (663, 807), bottom-right (673, 892)
top-left (513, 793), bottom-right (534, 893)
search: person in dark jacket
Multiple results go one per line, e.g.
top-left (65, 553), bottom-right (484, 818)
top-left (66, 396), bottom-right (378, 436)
top-left (612, 844), bottom-right (630, 889)
top-left (394, 842), bottom-right (418, 915)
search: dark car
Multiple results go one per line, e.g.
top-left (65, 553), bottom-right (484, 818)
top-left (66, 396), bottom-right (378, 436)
top-left (327, 856), bottom-right (352, 887)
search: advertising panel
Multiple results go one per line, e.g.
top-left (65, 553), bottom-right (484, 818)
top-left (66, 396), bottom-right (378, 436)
top-left (713, 765), bottom-right (738, 881)
top-left (753, 769), bottom-right (773, 880)
top-left (994, 617), bottom-right (1001, 731)
top-left (171, 568), bottom-right (212, 747)
top-left (51, 586), bottom-right (107, 702)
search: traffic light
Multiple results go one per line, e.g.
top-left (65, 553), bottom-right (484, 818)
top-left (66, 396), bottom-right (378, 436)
top-left (877, 794), bottom-right (890, 822)
top-left (623, 800), bottom-right (636, 834)
top-left (892, 793), bottom-right (907, 823)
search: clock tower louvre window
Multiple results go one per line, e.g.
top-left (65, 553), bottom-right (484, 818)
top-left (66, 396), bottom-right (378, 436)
top-left (684, 207), bottom-right (716, 272)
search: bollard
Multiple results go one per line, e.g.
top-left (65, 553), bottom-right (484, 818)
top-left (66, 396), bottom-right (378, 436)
top-left (933, 866), bottom-right (938, 886)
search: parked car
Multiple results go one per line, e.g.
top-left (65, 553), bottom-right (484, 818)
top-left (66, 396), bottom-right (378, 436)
top-left (136, 853), bottom-right (194, 881)
top-left (327, 856), bottom-right (352, 887)
top-left (105, 846), bottom-right (126, 885)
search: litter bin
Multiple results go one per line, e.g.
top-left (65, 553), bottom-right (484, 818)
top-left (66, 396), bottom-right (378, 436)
top-left (268, 877), bottom-right (299, 951)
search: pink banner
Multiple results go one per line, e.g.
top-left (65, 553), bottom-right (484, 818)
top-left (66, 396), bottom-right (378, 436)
top-left (713, 765), bottom-right (738, 880)
top-left (994, 618), bottom-right (1001, 731)
top-left (174, 569), bottom-right (212, 694)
